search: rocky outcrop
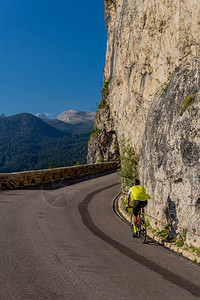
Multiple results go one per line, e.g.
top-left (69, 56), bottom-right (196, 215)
top-left (87, 107), bottom-right (119, 164)
top-left (88, 0), bottom-right (200, 246)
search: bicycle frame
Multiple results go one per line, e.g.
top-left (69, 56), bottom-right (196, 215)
top-left (127, 205), bottom-right (147, 243)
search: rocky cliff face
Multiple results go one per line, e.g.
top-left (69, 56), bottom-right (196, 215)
top-left (103, 0), bottom-right (200, 150)
top-left (140, 60), bottom-right (200, 246)
top-left (88, 0), bottom-right (200, 245)
top-left (87, 106), bottom-right (119, 164)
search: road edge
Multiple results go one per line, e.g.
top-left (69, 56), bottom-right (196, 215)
top-left (114, 194), bottom-right (200, 264)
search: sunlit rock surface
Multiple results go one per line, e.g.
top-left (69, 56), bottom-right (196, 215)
top-left (88, 0), bottom-right (200, 245)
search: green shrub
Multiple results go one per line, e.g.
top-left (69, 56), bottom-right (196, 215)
top-left (99, 80), bottom-right (110, 109)
top-left (117, 137), bottom-right (140, 192)
top-left (168, 75), bottom-right (172, 81)
top-left (91, 128), bottom-right (102, 137)
top-left (190, 245), bottom-right (200, 255)
top-left (180, 94), bottom-right (195, 116)
top-left (161, 82), bottom-right (170, 97)
top-left (98, 99), bottom-right (109, 109)
top-left (180, 228), bottom-right (187, 241)
top-left (164, 223), bottom-right (170, 230)
top-left (120, 196), bottom-right (127, 212)
top-left (99, 156), bottom-right (105, 163)
top-left (184, 244), bottom-right (190, 251)
top-left (157, 229), bottom-right (169, 239)
top-left (176, 240), bottom-right (184, 247)
top-left (146, 221), bottom-right (154, 231)
top-left (161, 75), bottom-right (172, 98)
top-left (114, 141), bottom-right (119, 150)
top-left (88, 128), bottom-right (102, 144)
top-left (175, 229), bottom-right (187, 247)
top-left (101, 80), bottom-right (109, 98)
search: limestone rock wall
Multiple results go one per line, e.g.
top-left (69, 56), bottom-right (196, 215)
top-left (87, 107), bottom-right (119, 164)
top-left (140, 60), bottom-right (200, 246)
top-left (104, 0), bottom-right (200, 151)
top-left (88, 0), bottom-right (200, 245)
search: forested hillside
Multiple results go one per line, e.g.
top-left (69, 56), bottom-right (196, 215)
top-left (0, 113), bottom-right (92, 173)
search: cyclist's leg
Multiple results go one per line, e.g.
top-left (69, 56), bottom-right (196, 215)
top-left (139, 201), bottom-right (147, 243)
top-left (130, 213), bottom-right (135, 236)
top-left (140, 200), bottom-right (148, 217)
top-left (132, 201), bottom-right (140, 236)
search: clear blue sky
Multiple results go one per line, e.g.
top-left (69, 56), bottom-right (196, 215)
top-left (0, 0), bottom-right (107, 118)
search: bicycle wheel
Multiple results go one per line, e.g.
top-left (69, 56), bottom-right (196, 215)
top-left (130, 214), bottom-right (135, 237)
top-left (139, 217), bottom-right (147, 243)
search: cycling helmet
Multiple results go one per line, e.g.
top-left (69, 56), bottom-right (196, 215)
top-left (132, 179), bottom-right (140, 186)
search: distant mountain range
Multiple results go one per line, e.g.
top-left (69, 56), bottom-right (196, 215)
top-left (0, 111), bottom-right (95, 173)
top-left (57, 109), bottom-right (96, 124)
top-left (34, 109), bottom-right (96, 126)
top-left (1, 109), bottom-right (96, 124)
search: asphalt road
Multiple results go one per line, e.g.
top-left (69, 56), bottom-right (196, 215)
top-left (0, 172), bottom-right (199, 300)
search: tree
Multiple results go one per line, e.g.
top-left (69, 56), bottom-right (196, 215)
top-left (49, 161), bottom-right (55, 169)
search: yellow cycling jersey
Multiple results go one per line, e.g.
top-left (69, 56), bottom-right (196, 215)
top-left (130, 185), bottom-right (151, 206)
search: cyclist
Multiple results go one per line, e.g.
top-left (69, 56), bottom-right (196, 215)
top-left (127, 179), bottom-right (151, 237)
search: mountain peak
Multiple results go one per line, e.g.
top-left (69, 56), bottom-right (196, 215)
top-left (57, 109), bottom-right (95, 124)
top-left (35, 113), bottom-right (49, 120)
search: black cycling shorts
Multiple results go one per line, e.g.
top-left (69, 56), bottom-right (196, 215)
top-left (133, 200), bottom-right (148, 216)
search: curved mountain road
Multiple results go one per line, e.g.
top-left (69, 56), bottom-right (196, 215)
top-left (0, 172), bottom-right (199, 300)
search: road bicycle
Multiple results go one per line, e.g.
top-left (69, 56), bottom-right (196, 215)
top-left (126, 205), bottom-right (147, 243)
